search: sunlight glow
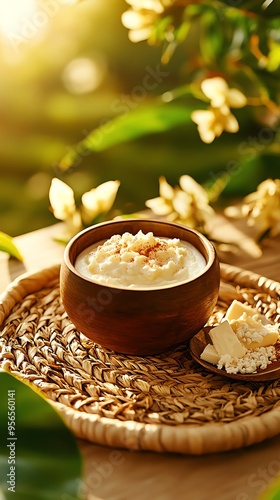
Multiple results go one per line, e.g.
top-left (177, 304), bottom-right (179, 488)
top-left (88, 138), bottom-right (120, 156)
top-left (62, 57), bottom-right (107, 94)
top-left (0, 0), bottom-right (37, 37)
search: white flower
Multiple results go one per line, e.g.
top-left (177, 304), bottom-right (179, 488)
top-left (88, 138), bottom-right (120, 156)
top-left (81, 180), bottom-right (120, 222)
top-left (125, 0), bottom-right (166, 11)
top-left (191, 107), bottom-right (239, 144)
top-left (146, 175), bottom-right (214, 230)
top-left (49, 178), bottom-right (76, 221)
top-left (225, 179), bottom-right (280, 238)
top-left (244, 179), bottom-right (280, 237)
top-left (191, 77), bottom-right (247, 143)
top-left (121, 0), bottom-right (168, 42)
top-left (49, 178), bottom-right (82, 241)
top-left (145, 176), bottom-right (175, 216)
top-left (49, 178), bottom-right (120, 242)
top-left (201, 77), bottom-right (247, 113)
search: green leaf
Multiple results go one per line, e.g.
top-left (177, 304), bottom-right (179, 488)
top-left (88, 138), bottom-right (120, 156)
top-left (259, 475), bottom-right (280, 499)
top-left (267, 39), bottom-right (280, 71)
top-left (0, 232), bottom-right (23, 261)
top-left (200, 9), bottom-right (224, 63)
top-left (175, 20), bottom-right (191, 44)
top-left (58, 104), bottom-right (195, 171)
top-left (185, 4), bottom-right (204, 16)
top-left (0, 371), bottom-right (82, 500)
top-left (150, 15), bottom-right (173, 44)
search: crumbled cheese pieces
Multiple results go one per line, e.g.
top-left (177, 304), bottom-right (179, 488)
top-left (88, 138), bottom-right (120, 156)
top-left (225, 299), bottom-right (258, 321)
top-left (230, 313), bottom-right (279, 349)
top-left (218, 346), bottom-right (276, 374)
top-left (200, 300), bottom-right (279, 374)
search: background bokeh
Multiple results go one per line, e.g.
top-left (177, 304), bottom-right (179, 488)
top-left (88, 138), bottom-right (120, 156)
top-left (0, 0), bottom-right (279, 236)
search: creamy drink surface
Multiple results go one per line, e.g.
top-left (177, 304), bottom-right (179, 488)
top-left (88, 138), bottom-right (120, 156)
top-left (74, 230), bottom-right (206, 288)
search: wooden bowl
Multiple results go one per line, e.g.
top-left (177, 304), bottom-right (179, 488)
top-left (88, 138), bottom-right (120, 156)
top-left (60, 219), bottom-right (220, 355)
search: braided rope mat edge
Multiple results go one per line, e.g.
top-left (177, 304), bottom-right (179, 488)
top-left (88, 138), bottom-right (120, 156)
top-left (0, 263), bottom-right (280, 455)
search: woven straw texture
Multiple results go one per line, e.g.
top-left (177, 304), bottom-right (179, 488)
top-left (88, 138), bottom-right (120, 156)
top-left (0, 263), bottom-right (280, 455)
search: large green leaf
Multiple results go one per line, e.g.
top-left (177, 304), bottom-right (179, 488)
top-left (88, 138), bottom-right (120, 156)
top-left (200, 8), bottom-right (224, 64)
top-left (0, 371), bottom-right (82, 500)
top-left (59, 104), bottom-right (195, 171)
top-left (260, 476), bottom-right (280, 499)
top-left (0, 232), bottom-right (23, 261)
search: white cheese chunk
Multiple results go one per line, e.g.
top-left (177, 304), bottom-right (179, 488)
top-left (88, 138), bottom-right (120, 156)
top-left (200, 344), bottom-right (220, 365)
top-left (225, 300), bottom-right (258, 321)
top-left (209, 321), bottom-right (247, 358)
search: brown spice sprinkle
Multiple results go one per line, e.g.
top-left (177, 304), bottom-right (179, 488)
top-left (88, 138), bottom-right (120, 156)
top-left (113, 239), bottom-right (169, 266)
top-left (137, 241), bottom-right (166, 257)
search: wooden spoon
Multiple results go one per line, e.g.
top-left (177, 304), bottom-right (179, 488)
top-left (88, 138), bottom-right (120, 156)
top-left (189, 327), bottom-right (280, 382)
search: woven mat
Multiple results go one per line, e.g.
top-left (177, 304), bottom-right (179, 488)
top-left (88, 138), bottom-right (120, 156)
top-left (0, 263), bottom-right (280, 455)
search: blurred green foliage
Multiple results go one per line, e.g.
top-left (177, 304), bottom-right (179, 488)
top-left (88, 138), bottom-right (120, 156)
top-left (0, 0), bottom-right (279, 236)
top-left (0, 231), bottom-right (23, 260)
top-left (260, 475), bottom-right (280, 500)
top-left (0, 371), bottom-right (82, 499)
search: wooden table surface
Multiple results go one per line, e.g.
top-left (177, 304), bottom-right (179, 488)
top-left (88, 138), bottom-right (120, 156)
top-left (0, 217), bottom-right (280, 500)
